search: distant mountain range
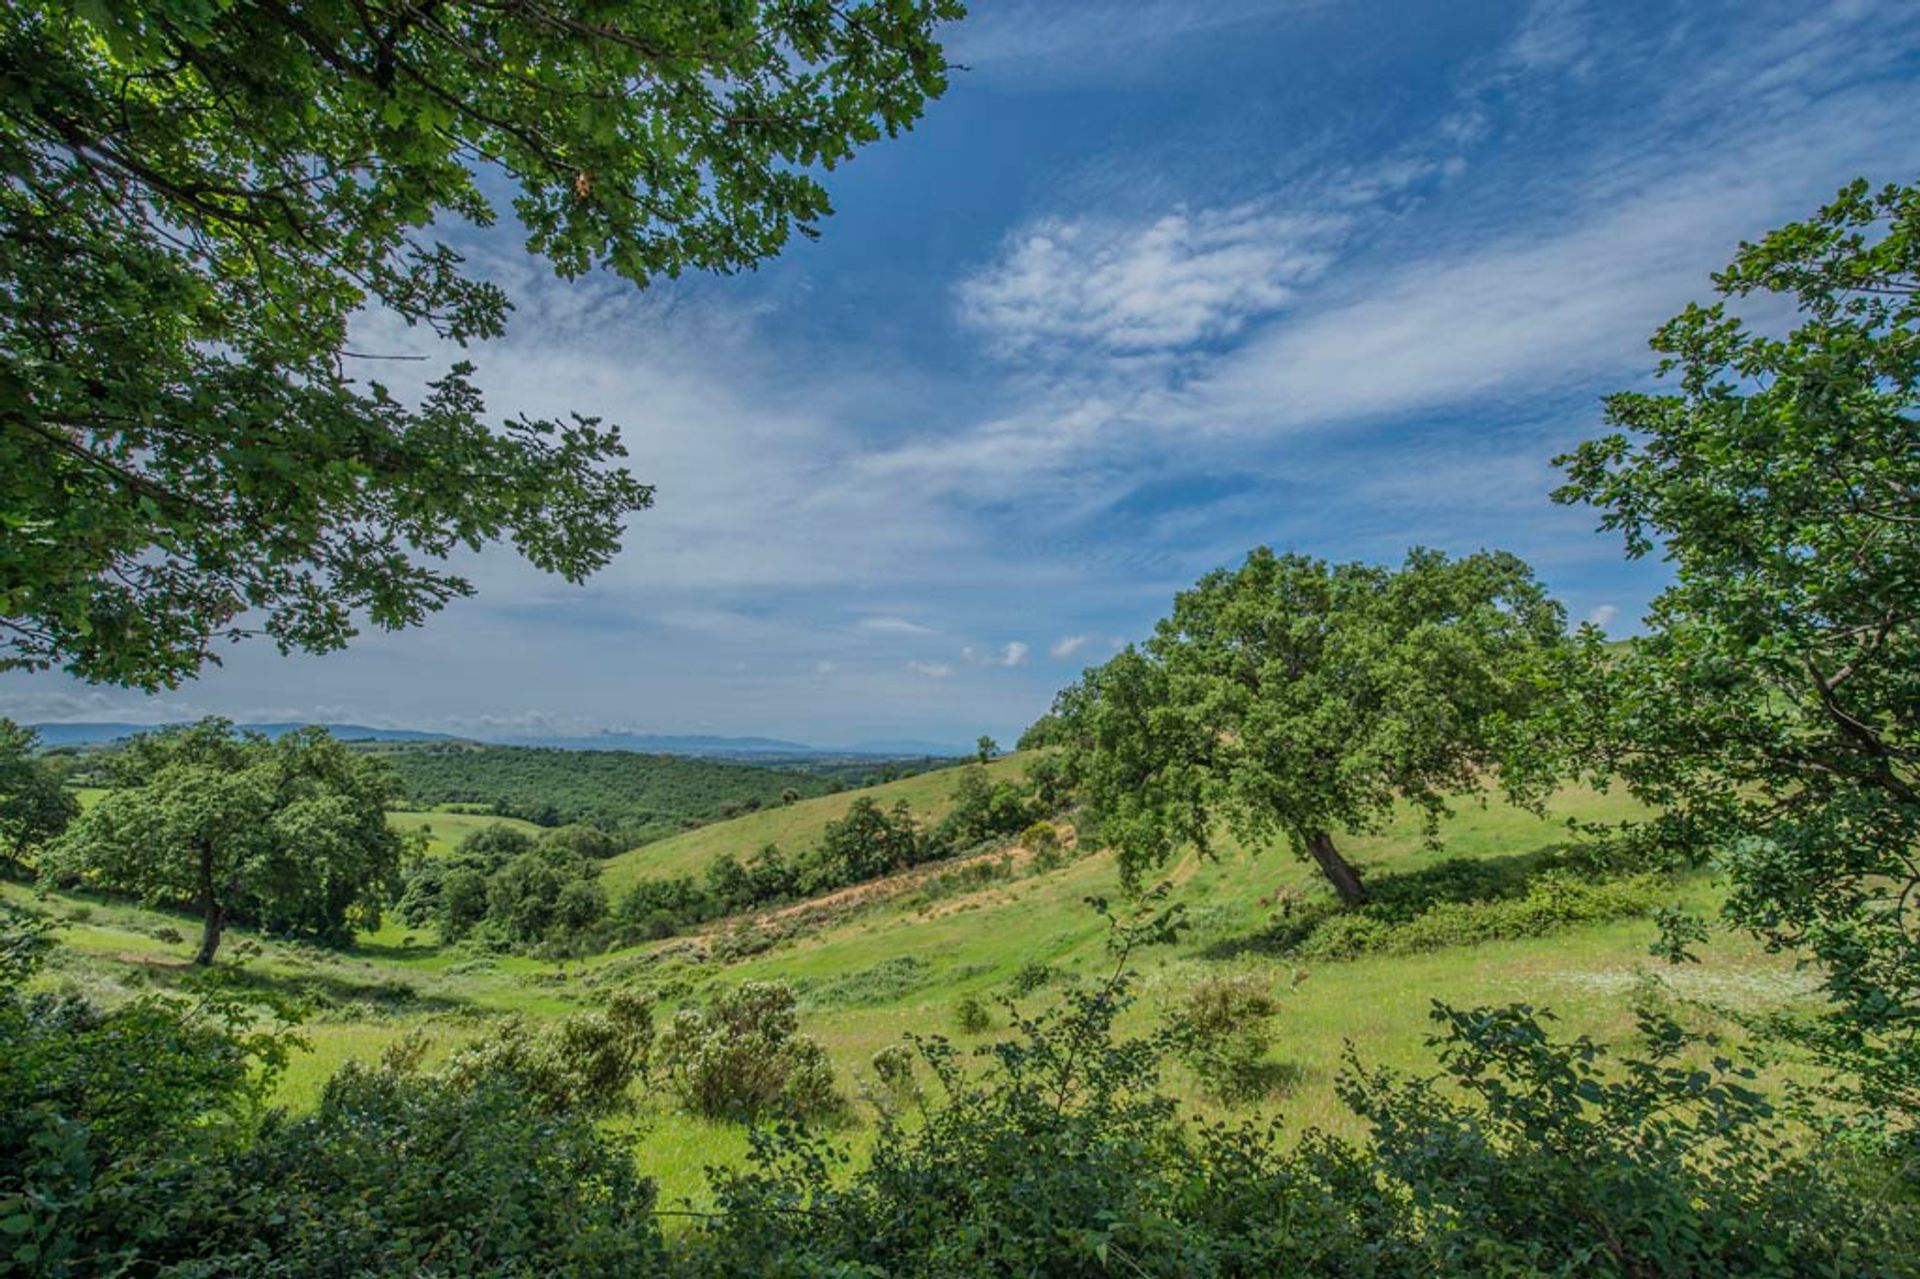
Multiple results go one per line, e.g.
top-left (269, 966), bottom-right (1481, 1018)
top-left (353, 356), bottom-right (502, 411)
top-left (29, 722), bottom-right (454, 748)
top-left (28, 722), bottom-right (968, 759)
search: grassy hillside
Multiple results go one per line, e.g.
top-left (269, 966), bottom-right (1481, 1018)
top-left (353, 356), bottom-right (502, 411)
top-left (384, 808), bottom-right (544, 856)
top-left (364, 741), bottom-right (832, 843)
top-left (9, 766), bottom-right (1825, 1213)
top-left (599, 753), bottom-right (1022, 893)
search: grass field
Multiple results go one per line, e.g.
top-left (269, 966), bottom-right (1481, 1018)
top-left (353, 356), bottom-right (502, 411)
top-left (385, 807), bottom-right (543, 856)
top-left (16, 767), bottom-right (1824, 1213)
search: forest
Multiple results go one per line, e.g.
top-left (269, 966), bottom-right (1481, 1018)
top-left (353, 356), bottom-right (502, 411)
top-left (367, 741), bottom-right (834, 843)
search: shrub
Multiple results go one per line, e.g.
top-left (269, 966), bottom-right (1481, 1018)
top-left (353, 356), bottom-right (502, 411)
top-left (808, 956), bottom-right (933, 1009)
top-left (1292, 871), bottom-right (1666, 961)
top-left (1169, 972), bottom-right (1285, 1105)
top-left (194, 1037), bottom-right (665, 1275)
top-left (683, 899), bottom-right (1920, 1278)
top-left (443, 988), bottom-right (654, 1115)
top-left (656, 981), bottom-right (840, 1120)
top-left (953, 994), bottom-right (995, 1034)
top-left (1018, 819), bottom-right (1060, 853)
top-left (0, 908), bottom-right (294, 1274)
top-left (1006, 959), bottom-right (1060, 996)
top-left (869, 1043), bottom-right (920, 1111)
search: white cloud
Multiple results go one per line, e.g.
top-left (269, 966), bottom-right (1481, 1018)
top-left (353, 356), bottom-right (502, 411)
top-left (961, 641), bottom-right (1033, 669)
top-left (1585, 603), bottom-right (1620, 631)
top-left (1048, 635), bottom-right (1088, 659)
top-left (1504, 0), bottom-right (1593, 77)
top-left (857, 615), bottom-right (935, 636)
top-left (813, 660), bottom-right (837, 677)
top-left (957, 205), bottom-right (1345, 357)
top-left (907, 660), bottom-right (955, 679)
top-left (948, 0), bottom-right (1336, 79)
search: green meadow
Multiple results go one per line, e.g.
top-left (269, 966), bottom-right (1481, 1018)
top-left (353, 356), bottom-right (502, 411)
top-left (14, 758), bottom-right (1819, 1212)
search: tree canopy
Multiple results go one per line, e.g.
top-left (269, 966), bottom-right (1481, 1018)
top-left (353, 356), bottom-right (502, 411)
top-left (0, 719), bottom-right (76, 859)
top-left (1554, 177), bottom-right (1920, 1139)
top-left (50, 721), bottom-right (409, 962)
top-left (0, 0), bottom-right (961, 688)
top-left (1054, 547), bottom-right (1569, 905)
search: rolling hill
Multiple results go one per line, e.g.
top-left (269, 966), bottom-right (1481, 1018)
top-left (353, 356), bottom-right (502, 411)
top-left (13, 757), bottom-right (1822, 1214)
top-left (367, 741), bottom-right (835, 843)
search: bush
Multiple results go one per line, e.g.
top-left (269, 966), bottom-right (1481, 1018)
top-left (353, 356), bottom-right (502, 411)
top-left (808, 955), bottom-right (933, 1009)
top-left (953, 994), bottom-right (995, 1034)
top-left (194, 1037), bottom-right (665, 1276)
top-left (1292, 871), bottom-right (1667, 961)
top-left (681, 900), bottom-right (1920, 1278)
top-left (442, 988), bottom-right (654, 1115)
top-left (1007, 959), bottom-right (1060, 996)
top-left (656, 981), bottom-right (840, 1120)
top-left (0, 908), bottom-right (293, 1275)
top-left (1169, 972), bottom-right (1285, 1105)
top-left (869, 1043), bottom-right (920, 1111)
top-left (1019, 819), bottom-right (1060, 851)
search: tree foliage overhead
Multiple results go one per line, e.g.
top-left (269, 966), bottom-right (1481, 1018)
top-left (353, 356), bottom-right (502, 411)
top-left (49, 720), bottom-right (409, 963)
top-left (1054, 547), bottom-right (1570, 905)
top-left (0, 0), bottom-right (962, 688)
top-left (1554, 177), bottom-right (1920, 1139)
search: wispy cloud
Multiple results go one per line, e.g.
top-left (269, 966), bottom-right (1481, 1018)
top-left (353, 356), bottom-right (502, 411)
top-left (1048, 635), bottom-right (1087, 659)
top-left (857, 615), bottom-right (936, 636)
top-left (962, 641), bottom-right (1032, 668)
top-left (958, 205), bottom-right (1345, 357)
top-left (907, 660), bottom-right (955, 678)
top-left (948, 0), bottom-right (1337, 79)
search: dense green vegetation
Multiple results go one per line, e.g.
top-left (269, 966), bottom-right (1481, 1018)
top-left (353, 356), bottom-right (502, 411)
top-left (47, 722), bottom-right (406, 964)
top-left (370, 740), bottom-right (834, 844)
top-left (613, 761), bottom-right (1047, 938)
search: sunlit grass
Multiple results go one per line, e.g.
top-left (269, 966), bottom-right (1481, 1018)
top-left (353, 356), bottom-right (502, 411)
top-left (11, 776), bottom-right (1828, 1212)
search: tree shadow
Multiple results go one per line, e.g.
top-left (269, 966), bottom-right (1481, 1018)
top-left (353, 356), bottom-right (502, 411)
top-left (1200, 843), bottom-right (1586, 961)
top-left (1204, 1058), bottom-right (1307, 1107)
top-left (210, 963), bottom-right (472, 1018)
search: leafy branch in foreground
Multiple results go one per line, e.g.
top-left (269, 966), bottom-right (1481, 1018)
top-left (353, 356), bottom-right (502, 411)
top-left (686, 896), bottom-right (1914, 1277)
top-left (0, 0), bottom-right (962, 686)
top-left (1553, 176), bottom-right (1920, 1153)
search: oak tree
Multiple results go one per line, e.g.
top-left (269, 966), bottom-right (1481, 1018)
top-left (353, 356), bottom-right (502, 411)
top-left (1054, 548), bottom-right (1568, 906)
top-left (50, 721), bottom-right (408, 963)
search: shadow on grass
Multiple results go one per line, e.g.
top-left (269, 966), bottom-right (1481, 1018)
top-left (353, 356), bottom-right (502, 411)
top-left (211, 962), bottom-right (471, 1018)
top-left (1203, 1059), bottom-right (1308, 1108)
top-left (1200, 843), bottom-right (1586, 961)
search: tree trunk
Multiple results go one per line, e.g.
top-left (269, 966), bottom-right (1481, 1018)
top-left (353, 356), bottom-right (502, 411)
top-left (194, 839), bottom-right (223, 966)
top-left (1306, 830), bottom-right (1367, 907)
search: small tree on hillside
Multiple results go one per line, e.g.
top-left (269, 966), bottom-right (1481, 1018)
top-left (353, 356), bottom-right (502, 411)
top-left (0, 719), bottom-right (77, 860)
top-left (50, 720), bottom-right (407, 963)
top-left (976, 736), bottom-right (998, 764)
top-left (1053, 548), bottom-right (1569, 906)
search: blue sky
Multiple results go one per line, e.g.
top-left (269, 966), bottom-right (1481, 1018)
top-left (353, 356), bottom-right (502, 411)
top-left (10, 0), bottom-right (1920, 748)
